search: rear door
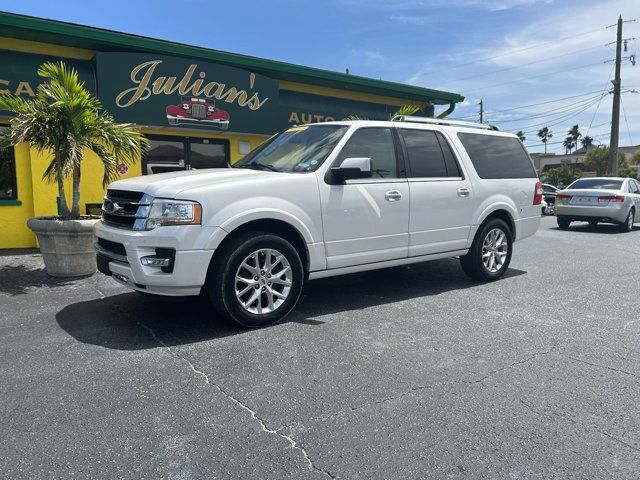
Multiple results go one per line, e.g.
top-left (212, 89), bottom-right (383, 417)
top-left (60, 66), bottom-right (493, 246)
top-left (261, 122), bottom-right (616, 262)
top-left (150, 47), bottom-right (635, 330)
top-left (398, 127), bottom-right (474, 256)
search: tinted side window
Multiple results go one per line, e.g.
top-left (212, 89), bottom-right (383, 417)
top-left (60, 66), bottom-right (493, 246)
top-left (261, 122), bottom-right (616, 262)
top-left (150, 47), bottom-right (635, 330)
top-left (458, 133), bottom-right (536, 179)
top-left (400, 129), bottom-right (447, 177)
top-left (436, 132), bottom-right (461, 177)
top-left (338, 127), bottom-right (397, 178)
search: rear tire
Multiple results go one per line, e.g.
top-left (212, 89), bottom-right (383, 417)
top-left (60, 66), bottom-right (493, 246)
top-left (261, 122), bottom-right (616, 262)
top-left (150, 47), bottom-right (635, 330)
top-left (557, 216), bottom-right (571, 230)
top-left (460, 218), bottom-right (513, 281)
top-left (619, 209), bottom-right (635, 233)
top-left (206, 232), bottom-right (304, 328)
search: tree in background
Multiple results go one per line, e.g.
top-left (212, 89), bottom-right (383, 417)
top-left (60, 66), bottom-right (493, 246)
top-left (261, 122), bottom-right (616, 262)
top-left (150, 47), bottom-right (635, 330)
top-left (541, 164), bottom-right (583, 188)
top-left (516, 130), bottom-right (526, 142)
top-left (630, 150), bottom-right (640, 166)
top-left (0, 62), bottom-right (146, 219)
top-left (583, 146), bottom-right (627, 176)
top-left (537, 127), bottom-right (553, 153)
top-left (581, 135), bottom-right (594, 151)
top-left (563, 136), bottom-right (575, 154)
top-left (568, 124), bottom-right (581, 153)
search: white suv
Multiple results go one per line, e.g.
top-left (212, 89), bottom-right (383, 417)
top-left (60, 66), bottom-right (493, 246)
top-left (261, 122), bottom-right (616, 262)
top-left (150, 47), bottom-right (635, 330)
top-left (94, 117), bottom-right (542, 327)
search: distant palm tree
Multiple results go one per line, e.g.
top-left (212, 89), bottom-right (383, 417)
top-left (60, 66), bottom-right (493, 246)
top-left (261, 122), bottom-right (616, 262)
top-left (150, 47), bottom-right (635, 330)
top-left (581, 135), bottom-right (594, 151)
top-left (563, 136), bottom-right (575, 154)
top-left (516, 130), bottom-right (526, 142)
top-left (568, 124), bottom-right (581, 153)
top-left (537, 127), bottom-right (553, 153)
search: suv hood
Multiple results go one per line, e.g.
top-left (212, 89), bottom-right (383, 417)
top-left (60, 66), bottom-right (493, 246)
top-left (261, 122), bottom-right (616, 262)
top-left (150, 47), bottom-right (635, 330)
top-left (108, 168), bottom-right (278, 198)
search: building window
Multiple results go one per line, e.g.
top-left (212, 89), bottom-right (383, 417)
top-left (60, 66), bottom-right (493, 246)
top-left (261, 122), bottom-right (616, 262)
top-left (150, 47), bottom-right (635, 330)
top-left (142, 135), bottom-right (230, 175)
top-left (0, 128), bottom-right (18, 200)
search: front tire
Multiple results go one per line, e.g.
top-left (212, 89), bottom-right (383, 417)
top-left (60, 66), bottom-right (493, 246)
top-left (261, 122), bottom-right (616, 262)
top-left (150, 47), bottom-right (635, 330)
top-left (619, 209), bottom-right (635, 233)
top-left (588, 220), bottom-right (598, 226)
top-left (460, 218), bottom-right (513, 281)
top-left (206, 233), bottom-right (304, 327)
top-left (557, 216), bottom-right (571, 229)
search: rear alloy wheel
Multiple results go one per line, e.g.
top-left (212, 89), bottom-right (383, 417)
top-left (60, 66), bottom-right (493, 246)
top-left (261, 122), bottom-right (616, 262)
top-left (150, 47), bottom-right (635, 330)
top-left (619, 209), bottom-right (635, 233)
top-left (557, 216), bottom-right (571, 230)
top-left (207, 233), bottom-right (304, 327)
top-left (460, 218), bottom-right (513, 281)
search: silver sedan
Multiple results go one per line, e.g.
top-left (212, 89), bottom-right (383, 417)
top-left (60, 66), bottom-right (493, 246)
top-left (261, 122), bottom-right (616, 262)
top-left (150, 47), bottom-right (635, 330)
top-left (555, 177), bottom-right (640, 232)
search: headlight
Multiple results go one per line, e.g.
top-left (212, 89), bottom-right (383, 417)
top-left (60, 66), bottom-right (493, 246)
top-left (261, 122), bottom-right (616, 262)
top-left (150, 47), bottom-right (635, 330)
top-left (143, 199), bottom-right (202, 230)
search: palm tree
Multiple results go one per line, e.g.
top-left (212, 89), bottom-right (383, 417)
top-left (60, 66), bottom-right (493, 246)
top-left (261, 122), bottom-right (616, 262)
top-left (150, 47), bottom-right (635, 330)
top-left (516, 130), bottom-right (526, 142)
top-left (581, 135), bottom-right (594, 151)
top-left (563, 136), bottom-right (575, 154)
top-left (568, 124), bottom-right (581, 153)
top-left (537, 127), bottom-right (553, 153)
top-left (0, 62), bottom-right (146, 219)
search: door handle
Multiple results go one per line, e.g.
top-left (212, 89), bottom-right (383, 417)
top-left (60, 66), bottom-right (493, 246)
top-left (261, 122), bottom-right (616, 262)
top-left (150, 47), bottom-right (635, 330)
top-left (385, 190), bottom-right (403, 202)
top-left (457, 187), bottom-right (471, 198)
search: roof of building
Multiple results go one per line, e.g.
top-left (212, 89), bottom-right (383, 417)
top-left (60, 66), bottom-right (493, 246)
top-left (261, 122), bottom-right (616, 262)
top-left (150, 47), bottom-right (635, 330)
top-left (0, 11), bottom-right (464, 106)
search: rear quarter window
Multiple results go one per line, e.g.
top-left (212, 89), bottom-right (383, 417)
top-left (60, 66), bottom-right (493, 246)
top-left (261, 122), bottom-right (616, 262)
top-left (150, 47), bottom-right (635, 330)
top-left (457, 132), bottom-right (536, 179)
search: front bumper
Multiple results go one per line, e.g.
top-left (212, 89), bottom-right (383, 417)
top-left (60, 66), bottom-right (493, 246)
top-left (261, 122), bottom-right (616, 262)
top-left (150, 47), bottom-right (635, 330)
top-left (555, 203), bottom-right (628, 223)
top-left (93, 221), bottom-right (217, 296)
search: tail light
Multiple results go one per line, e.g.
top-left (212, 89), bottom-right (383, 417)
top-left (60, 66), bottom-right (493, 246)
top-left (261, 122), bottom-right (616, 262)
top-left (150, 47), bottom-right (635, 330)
top-left (556, 193), bottom-right (572, 202)
top-left (533, 181), bottom-right (543, 205)
top-left (597, 195), bottom-right (625, 203)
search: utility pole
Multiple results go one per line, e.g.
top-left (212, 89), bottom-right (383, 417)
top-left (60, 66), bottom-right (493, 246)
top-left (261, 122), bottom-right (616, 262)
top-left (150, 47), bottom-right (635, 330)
top-left (609, 15), bottom-right (622, 176)
top-left (479, 99), bottom-right (484, 123)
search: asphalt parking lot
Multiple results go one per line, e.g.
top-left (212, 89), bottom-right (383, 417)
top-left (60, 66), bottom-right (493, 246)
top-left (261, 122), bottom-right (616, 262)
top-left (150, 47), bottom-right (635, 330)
top-left (2, 216), bottom-right (640, 479)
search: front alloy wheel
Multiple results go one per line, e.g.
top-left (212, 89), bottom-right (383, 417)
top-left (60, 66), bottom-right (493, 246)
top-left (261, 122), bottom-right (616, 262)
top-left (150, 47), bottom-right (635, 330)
top-left (207, 233), bottom-right (304, 327)
top-left (235, 249), bottom-right (292, 315)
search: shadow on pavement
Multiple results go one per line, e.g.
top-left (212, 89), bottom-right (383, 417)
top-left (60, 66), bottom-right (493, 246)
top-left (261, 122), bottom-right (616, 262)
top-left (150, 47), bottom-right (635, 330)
top-left (551, 224), bottom-right (640, 234)
top-left (0, 264), bottom-right (79, 296)
top-left (55, 258), bottom-right (526, 351)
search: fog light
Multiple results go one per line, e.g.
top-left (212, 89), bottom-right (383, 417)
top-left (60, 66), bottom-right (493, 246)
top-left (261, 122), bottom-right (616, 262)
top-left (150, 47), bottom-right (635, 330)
top-left (141, 256), bottom-right (171, 267)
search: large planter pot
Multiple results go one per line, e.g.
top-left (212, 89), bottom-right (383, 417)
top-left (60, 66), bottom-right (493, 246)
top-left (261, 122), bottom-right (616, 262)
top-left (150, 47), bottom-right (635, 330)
top-left (27, 217), bottom-right (100, 277)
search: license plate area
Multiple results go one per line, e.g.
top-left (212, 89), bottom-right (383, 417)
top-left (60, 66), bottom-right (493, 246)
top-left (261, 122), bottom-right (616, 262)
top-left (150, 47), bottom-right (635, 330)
top-left (570, 196), bottom-right (597, 205)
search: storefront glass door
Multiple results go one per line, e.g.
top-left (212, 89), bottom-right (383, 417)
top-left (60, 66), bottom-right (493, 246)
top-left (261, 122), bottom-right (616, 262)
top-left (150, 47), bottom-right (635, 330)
top-left (142, 135), bottom-right (229, 175)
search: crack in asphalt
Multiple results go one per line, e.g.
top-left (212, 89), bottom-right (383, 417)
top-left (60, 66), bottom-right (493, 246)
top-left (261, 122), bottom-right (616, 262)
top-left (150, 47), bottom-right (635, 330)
top-left (566, 356), bottom-right (639, 381)
top-left (472, 349), bottom-right (554, 384)
top-left (137, 321), bottom-right (337, 480)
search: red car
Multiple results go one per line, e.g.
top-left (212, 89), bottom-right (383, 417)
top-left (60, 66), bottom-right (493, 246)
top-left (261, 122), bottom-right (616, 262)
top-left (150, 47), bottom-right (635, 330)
top-left (166, 97), bottom-right (230, 129)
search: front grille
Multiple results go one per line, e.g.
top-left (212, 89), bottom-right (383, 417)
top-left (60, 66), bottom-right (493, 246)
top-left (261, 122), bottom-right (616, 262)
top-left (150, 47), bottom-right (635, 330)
top-left (191, 103), bottom-right (206, 119)
top-left (101, 189), bottom-right (148, 230)
top-left (97, 237), bottom-right (127, 257)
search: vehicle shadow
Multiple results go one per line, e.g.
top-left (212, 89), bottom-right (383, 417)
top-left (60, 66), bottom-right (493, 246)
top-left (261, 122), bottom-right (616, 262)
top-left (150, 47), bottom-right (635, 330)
top-left (551, 224), bottom-right (640, 234)
top-left (55, 258), bottom-right (526, 351)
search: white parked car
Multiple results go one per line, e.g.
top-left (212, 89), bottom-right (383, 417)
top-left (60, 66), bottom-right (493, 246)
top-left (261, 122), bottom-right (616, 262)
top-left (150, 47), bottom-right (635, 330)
top-left (555, 177), bottom-right (640, 232)
top-left (94, 117), bottom-right (542, 327)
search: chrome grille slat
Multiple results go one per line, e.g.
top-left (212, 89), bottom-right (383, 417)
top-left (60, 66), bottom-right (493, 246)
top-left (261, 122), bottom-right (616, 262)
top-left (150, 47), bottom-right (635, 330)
top-left (191, 103), bottom-right (206, 119)
top-left (102, 189), bottom-right (149, 230)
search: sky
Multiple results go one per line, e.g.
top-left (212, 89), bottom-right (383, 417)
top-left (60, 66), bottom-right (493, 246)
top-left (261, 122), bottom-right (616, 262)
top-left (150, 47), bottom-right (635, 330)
top-left (2, 0), bottom-right (639, 154)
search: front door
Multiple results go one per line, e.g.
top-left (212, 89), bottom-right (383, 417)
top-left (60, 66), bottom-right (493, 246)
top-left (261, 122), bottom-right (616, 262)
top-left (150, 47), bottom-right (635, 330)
top-left (142, 135), bottom-right (229, 174)
top-left (398, 127), bottom-right (474, 256)
top-left (319, 127), bottom-right (410, 269)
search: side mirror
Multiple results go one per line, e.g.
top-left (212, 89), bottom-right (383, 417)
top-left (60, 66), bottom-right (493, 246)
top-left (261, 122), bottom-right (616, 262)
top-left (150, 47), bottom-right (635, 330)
top-left (331, 157), bottom-right (372, 183)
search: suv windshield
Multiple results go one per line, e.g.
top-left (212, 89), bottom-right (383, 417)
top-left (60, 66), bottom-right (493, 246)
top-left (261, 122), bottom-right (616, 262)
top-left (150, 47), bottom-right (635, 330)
top-left (568, 179), bottom-right (623, 190)
top-left (234, 124), bottom-right (348, 173)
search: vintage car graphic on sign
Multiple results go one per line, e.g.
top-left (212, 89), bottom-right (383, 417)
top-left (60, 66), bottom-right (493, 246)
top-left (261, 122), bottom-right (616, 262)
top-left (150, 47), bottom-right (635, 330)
top-left (165, 97), bottom-right (230, 129)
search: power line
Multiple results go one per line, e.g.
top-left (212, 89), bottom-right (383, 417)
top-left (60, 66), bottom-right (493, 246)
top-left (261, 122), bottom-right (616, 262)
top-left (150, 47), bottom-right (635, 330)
top-left (447, 43), bottom-right (607, 84)
top-left (488, 94), bottom-right (605, 124)
top-left (585, 63), bottom-right (615, 137)
top-left (427, 26), bottom-right (608, 77)
top-left (507, 94), bottom-right (607, 134)
top-left (463, 59), bottom-right (609, 93)
top-left (620, 96), bottom-right (634, 145)
top-left (449, 89), bottom-right (608, 121)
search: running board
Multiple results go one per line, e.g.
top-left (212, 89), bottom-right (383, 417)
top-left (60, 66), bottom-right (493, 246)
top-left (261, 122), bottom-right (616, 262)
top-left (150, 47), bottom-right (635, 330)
top-left (308, 249), bottom-right (468, 280)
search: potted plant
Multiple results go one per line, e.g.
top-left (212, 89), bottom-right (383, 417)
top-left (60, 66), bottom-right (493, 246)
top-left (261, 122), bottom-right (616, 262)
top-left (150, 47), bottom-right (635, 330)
top-left (0, 62), bottom-right (145, 277)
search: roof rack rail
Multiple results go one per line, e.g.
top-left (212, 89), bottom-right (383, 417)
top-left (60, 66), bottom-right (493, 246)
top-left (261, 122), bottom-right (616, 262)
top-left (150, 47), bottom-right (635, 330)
top-left (391, 115), bottom-right (499, 131)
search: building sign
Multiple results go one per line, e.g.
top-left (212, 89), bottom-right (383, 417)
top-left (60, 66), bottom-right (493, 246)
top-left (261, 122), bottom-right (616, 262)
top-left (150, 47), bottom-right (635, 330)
top-left (0, 49), bottom-right (95, 109)
top-left (96, 52), bottom-right (279, 135)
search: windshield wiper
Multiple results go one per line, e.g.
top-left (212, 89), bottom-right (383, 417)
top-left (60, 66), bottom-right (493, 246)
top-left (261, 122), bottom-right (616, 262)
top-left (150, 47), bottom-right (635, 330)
top-left (237, 162), bottom-right (280, 172)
